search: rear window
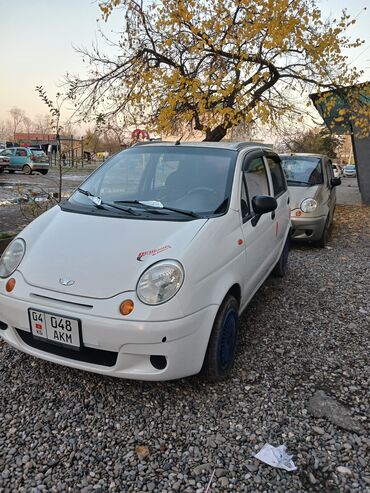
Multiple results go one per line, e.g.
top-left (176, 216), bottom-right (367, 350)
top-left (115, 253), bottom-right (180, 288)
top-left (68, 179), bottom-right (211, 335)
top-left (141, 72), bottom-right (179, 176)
top-left (31, 150), bottom-right (47, 157)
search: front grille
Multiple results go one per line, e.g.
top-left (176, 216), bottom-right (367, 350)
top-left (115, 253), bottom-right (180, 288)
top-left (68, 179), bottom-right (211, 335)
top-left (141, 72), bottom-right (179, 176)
top-left (30, 293), bottom-right (93, 309)
top-left (15, 329), bottom-right (118, 367)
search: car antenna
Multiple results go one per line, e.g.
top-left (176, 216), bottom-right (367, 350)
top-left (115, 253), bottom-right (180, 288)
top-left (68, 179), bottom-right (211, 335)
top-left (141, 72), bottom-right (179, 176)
top-left (175, 135), bottom-right (183, 145)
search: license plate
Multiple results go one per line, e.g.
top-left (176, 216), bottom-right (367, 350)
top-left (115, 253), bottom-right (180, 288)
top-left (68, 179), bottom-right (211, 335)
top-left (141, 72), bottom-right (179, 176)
top-left (28, 309), bottom-right (81, 348)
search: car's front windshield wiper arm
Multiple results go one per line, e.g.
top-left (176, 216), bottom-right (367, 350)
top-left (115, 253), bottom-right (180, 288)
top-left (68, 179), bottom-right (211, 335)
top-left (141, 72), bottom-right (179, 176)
top-left (160, 206), bottom-right (201, 218)
top-left (77, 188), bottom-right (139, 215)
top-left (114, 200), bottom-right (200, 218)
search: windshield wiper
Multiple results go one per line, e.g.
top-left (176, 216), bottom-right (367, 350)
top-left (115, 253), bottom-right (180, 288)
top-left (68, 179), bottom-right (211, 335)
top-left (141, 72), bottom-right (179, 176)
top-left (77, 188), bottom-right (139, 215)
top-left (159, 205), bottom-right (200, 218)
top-left (114, 200), bottom-right (200, 218)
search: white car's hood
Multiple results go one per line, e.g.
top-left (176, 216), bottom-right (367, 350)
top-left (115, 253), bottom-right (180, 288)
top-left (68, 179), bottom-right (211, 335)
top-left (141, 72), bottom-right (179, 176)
top-left (19, 207), bottom-right (207, 298)
top-left (288, 185), bottom-right (319, 210)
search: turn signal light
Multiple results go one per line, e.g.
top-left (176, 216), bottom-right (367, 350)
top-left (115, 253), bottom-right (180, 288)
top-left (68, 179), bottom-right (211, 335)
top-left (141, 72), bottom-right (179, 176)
top-left (119, 299), bottom-right (134, 316)
top-left (295, 210), bottom-right (302, 217)
top-left (6, 278), bottom-right (16, 293)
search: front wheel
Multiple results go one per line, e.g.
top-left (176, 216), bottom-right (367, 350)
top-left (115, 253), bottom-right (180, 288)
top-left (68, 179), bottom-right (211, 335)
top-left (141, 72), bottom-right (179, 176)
top-left (23, 165), bottom-right (32, 175)
top-left (202, 295), bottom-right (239, 382)
top-left (272, 236), bottom-right (290, 278)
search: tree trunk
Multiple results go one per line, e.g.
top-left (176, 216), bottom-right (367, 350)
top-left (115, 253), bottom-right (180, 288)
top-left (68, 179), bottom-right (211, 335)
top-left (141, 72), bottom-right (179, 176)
top-left (203, 125), bottom-right (228, 142)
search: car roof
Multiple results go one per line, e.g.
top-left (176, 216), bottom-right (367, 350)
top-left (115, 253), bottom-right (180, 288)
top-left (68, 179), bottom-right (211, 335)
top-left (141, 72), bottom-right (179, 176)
top-left (133, 141), bottom-right (273, 152)
top-left (5, 146), bottom-right (29, 150)
top-left (280, 153), bottom-right (326, 159)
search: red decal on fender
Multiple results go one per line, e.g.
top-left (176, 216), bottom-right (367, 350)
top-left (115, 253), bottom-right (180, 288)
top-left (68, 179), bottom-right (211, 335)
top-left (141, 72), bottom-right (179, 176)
top-left (137, 245), bottom-right (171, 261)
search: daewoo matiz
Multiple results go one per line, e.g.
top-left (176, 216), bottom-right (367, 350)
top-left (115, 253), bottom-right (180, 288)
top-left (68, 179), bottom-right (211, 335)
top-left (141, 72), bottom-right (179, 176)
top-left (0, 142), bottom-right (290, 381)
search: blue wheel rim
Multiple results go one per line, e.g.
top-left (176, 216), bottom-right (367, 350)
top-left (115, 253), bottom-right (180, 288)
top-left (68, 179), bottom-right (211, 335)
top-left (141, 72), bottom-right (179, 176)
top-left (219, 309), bottom-right (237, 371)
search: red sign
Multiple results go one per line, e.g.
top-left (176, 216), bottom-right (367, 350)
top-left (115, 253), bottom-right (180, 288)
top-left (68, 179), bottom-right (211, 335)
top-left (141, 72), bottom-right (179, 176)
top-left (131, 129), bottom-right (149, 141)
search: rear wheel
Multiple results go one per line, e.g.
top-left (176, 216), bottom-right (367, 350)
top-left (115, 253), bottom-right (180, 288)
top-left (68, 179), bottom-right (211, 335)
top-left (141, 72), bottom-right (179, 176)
top-left (23, 165), bottom-right (32, 175)
top-left (202, 295), bottom-right (239, 382)
top-left (272, 236), bottom-right (290, 278)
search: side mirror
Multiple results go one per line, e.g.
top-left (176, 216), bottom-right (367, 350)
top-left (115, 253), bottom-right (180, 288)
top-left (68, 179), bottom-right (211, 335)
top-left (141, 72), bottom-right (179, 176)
top-left (251, 195), bottom-right (277, 226)
top-left (331, 177), bottom-right (341, 187)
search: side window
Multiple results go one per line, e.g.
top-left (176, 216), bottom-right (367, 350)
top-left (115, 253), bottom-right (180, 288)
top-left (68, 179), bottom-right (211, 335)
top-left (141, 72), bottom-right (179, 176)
top-left (1, 149), bottom-right (14, 157)
top-left (326, 160), bottom-right (334, 183)
top-left (244, 157), bottom-right (270, 208)
top-left (266, 156), bottom-right (287, 197)
top-left (15, 149), bottom-right (27, 157)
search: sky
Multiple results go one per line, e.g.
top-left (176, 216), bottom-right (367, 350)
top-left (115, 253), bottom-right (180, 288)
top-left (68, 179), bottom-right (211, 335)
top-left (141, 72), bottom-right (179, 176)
top-left (0, 0), bottom-right (369, 127)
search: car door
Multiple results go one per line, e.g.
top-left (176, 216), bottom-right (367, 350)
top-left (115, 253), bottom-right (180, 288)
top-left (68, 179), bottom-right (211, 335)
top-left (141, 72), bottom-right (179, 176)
top-left (264, 152), bottom-right (290, 258)
top-left (0, 149), bottom-right (15, 169)
top-left (13, 148), bottom-right (28, 170)
top-left (239, 151), bottom-right (277, 302)
top-left (325, 158), bottom-right (336, 224)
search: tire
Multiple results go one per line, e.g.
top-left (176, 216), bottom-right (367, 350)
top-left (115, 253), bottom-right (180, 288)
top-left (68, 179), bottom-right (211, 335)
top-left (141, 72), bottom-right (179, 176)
top-left (0, 168), bottom-right (4, 173)
top-left (316, 215), bottom-right (330, 248)
top-left (23, 165), bottom-right (32, 175)
top-left (40, 169), bottom-right (48, 175)
top-left (272, 236), bottom-right (290, 278)
top-left (202, 295), bottom-right (239, 382)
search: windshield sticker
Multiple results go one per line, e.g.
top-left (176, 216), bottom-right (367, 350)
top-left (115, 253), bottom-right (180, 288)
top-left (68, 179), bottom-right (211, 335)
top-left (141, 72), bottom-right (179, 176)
top-left (137, 245), bottom-right (171, 261)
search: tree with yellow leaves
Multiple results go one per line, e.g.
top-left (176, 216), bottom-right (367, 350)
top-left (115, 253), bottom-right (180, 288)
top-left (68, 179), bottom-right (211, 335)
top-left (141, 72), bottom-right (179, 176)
top-left (67, 0), bottom-right (363, 141)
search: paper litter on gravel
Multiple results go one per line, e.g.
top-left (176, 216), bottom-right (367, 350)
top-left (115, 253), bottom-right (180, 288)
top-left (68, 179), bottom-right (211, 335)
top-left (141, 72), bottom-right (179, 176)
top-left (254, 444), bottom-right (297, 472)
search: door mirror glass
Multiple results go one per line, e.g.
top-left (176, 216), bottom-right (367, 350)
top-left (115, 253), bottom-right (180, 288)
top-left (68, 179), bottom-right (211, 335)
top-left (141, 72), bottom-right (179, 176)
top-left (252, 195), bottom-right (277, 215)
top-left (331, 177), bottom-right (341, 187)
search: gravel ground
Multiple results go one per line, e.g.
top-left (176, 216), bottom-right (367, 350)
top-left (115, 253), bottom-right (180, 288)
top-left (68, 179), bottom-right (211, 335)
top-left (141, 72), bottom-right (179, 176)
top-left (0, 204), bottom-right (369, 493)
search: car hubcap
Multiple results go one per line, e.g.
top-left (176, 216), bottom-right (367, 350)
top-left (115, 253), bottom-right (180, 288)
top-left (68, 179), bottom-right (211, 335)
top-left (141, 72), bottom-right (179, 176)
top-left (219, 309), bottom-right (237, 370)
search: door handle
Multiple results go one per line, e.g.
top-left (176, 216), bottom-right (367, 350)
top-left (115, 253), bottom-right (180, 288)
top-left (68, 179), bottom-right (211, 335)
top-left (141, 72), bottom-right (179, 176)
top-left (271, 211), bottom-right (275, 220)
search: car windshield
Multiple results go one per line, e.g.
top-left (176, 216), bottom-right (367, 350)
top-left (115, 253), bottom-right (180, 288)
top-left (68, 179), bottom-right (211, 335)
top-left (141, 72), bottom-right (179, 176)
top-left (67, 146), bottom-right (236, 219)
top-left (281, 157), bottom-right (323, 186)
top-left (345, 165), bottom-right (355, 170)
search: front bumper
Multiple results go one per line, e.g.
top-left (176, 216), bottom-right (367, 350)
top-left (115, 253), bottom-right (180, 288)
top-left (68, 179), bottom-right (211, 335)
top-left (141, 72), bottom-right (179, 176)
top-left (0, 285), bottom-right (218, 381)
top-left (291, 214), bottom-right (326, 242)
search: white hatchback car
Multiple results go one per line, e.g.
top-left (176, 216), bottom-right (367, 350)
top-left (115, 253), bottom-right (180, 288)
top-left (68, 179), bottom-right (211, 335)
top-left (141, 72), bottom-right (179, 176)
top-left (0, 142), bottom-right (290, 381)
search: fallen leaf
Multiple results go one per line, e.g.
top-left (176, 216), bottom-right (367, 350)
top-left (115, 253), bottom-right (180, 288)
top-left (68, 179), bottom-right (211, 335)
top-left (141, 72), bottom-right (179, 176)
top-left (135, 445), bottom-right (150, 460)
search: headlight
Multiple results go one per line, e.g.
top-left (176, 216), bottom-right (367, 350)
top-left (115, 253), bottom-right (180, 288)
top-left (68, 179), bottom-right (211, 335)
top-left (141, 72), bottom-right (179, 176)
top-left (0, 238), bottom-right (26, 278)
top-left (136, 260), bottom-right (184, 305)
top-left (301, 198), bottom-right (317, 213)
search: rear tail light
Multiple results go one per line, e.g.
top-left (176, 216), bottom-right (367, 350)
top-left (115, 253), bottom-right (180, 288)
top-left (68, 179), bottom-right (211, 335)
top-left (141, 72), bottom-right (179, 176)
top-left (30, 155), bottom-right (36, 161)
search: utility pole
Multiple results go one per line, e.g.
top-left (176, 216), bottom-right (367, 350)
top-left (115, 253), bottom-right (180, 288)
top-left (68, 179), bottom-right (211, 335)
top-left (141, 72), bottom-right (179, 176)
top-left (81, 137), bottom-right (84, 168)
top-left (71, 135), bottom-right (74, 167)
